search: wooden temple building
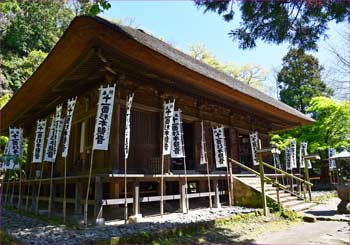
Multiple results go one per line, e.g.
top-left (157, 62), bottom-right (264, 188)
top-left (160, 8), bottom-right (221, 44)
top-left (0, 16), bottom-right (314, 223)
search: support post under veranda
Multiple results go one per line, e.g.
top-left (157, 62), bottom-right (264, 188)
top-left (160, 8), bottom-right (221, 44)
top-left (84, 150), bottom-right (95, 226)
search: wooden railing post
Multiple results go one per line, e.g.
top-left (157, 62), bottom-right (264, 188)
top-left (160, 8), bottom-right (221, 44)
top-left (304, 165), bottom-right (312, 201)
top-left (276, 185), bottom-right (280, 205)
top-left (257, 152), bottom-right (268, 216)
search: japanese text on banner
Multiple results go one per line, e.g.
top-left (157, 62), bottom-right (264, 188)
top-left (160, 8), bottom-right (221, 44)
top-left (44, 115), bottom-right (56, 162)
top-left (32, 119), bottom-right (47, 163)
top-left (290, 140), bottom-right (297, 169)
top-left (62, 98), bottom-right (77, 157)
top-left (328, 148), bottom-right (336, 169)
top-left (162, 100), bottom-right (175, 155)
top-left (213, 127), bottom-right (227, 168)
top-left (200, 121), bottom-right (208, 165)
top-left (249, 132), bottom-right (259, 166)
top-left (3, 128), bottom-right (23, 170)
top-left (171, 110), bottom-right (184, 158)
top-left (93, 85), bottom-right (116, 151)
top-left (300, 142), bottom-right (312, 169)
top-left (124, 93), bottom-right (134, 159)
top-left (285, 147), bottom-right (292, 170)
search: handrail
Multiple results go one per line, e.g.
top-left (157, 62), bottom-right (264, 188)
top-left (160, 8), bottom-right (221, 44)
top-left (228, 158), bottom-right (305, 199)
top-left (229, 158), bottom-right (288, 192)
top-left (262, 161), bottom-right (313, 186)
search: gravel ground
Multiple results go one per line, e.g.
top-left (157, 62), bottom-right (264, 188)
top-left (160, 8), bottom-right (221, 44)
top-left (1, 206), bottom-right (256, 244)
top-left (311, 190), bottom-right (337, 199)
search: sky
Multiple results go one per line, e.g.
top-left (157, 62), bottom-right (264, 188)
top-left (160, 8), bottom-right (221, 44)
top-left (102, 1), bottom-right (346, 97)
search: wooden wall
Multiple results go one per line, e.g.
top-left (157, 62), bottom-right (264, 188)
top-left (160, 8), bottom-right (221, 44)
top-left (25, 70), bottom-right (272, 177)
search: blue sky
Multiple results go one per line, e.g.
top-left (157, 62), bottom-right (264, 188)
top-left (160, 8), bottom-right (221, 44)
top-left (102, 1), bottom-right (345, 95)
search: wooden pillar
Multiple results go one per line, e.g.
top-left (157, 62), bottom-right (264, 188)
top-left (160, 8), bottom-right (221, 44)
top-left (213, 179), bottom-right (221, 208)
top-left (74, 182), bottom-right (82, 214)
top-left (94, 176), bottom-right (103, 220)
top-left (179, 178), bottom-right (188, 213)
top-left (112, 93), bottom-right (120, 173)
top-left (132, 180), bottom-right (140, 216)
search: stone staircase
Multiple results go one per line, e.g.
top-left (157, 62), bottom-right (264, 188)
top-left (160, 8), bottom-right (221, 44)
top-left (237, 176), bottom-right (315, 212)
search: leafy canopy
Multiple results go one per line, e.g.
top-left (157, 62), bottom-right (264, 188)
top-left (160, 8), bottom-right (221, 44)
top-left (277, 49), bottom-right (333, 113)
top-left (194, 1), bottom-right (350, 50)
top-left (188, 43), bottom-right (271, 93)
top-left (0, 0), bottom-right (111, 96)
top-left (271, 96), bottom-right (350, 156)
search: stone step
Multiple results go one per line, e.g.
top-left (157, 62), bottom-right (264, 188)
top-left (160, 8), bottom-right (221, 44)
top-left (280, 196), bottom-right (301, 203)
top-left (289, 202), bottom-right (315, 212)
top-left (267, 192), bottom-right (291, 199)
top-left (283, 199), bottom-right (306, 208)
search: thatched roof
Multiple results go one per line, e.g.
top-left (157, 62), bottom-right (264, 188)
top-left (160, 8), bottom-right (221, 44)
top-left (0, 16), bottom-right (313, 131)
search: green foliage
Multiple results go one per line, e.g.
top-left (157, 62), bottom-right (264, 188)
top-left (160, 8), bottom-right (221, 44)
top-left (0, 0), bottom-right (110, 96)
top-left (194, 1), bottom-right (350, 51)
top-left (0, 94), bottom-right (10, 109)
top-left (2, 50), bottom-right (47, 93)
top-left (277, 49), bottom-right (333, 113)
top-left (189, 43), bottom-right (270, 93)
top-left (271, 97), bottom-right (350, 162)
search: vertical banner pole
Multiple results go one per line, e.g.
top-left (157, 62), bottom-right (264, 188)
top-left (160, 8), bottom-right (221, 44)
top-left (201, 121), bottom-right (212, 210)
top-left (25, 164), bottom-right (33, 210)
top-left (48, 163), bottom-right (54, 217)
top-left (180, 124), bottom-right (189, 213)
top-left (36, 163), bottom-right (44, 214)
top-left (84, 150), bottom-right (94, 226)
top-left (4, 169), bottom-right (10, 205)
top-left (17, 160), bottom-right (23, 209)
top-left (257, 140), bottom-right (267, 216)
top-left (4, 170), bottom-right (10, 204)
top-left (124, 158), bottom-right (128, 224)
top-left (123, 93), bottom-right (134, 224)
top-left (10, 167), bottom-right (16, 204)
top-left (63, 157), bottom-right (67, 223)
top-left (160, 154), bottom-right (165, 221)
top-left (205, 159), bottom-right (212, 210)
top-left (225, 163), bottom-right (232, 207)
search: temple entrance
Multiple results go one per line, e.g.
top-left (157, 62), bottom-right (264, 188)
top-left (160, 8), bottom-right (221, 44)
top-left (238, 133), bottom-right (253, 169)
top-left (171, 122), bottom-right (195, 170)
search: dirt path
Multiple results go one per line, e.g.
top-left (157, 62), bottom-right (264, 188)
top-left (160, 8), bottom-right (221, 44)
top-left (256, 221), bottom-right (350, 244)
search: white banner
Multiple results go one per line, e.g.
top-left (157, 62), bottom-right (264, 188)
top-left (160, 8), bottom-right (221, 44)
top-left (162, 100), bottom-right (175, 155)
top-left (53, 118), bottom-right (65, 161)
top-left (62, 97), bottom-right (77, 157)
top-left (249, 132), bottom-right (259, 166)
top-left (32, 119), bottom-right (47, 163)
top-left (285, 147), bottom-right (292, 170)
top-left (171, 110), bottom-right (185, 158)
top-left (3, 128), bottom-right (23, 170)
top-left (44, 115), bottom-right (56, 162)
top-left (200, 121), bottom-right (208, 165)
top-left (328, 148), bottom-right (336, 169)
top-left (93, 85), bottom-right (116, 151)
top-left (124, 93), bottom-right (134, 159)
top-left (213, 127), bottom-right (228, 168)
top-left (299, 142), bottom-right (312, 169)
top-left (290, 140), bottom-right (297, 169)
